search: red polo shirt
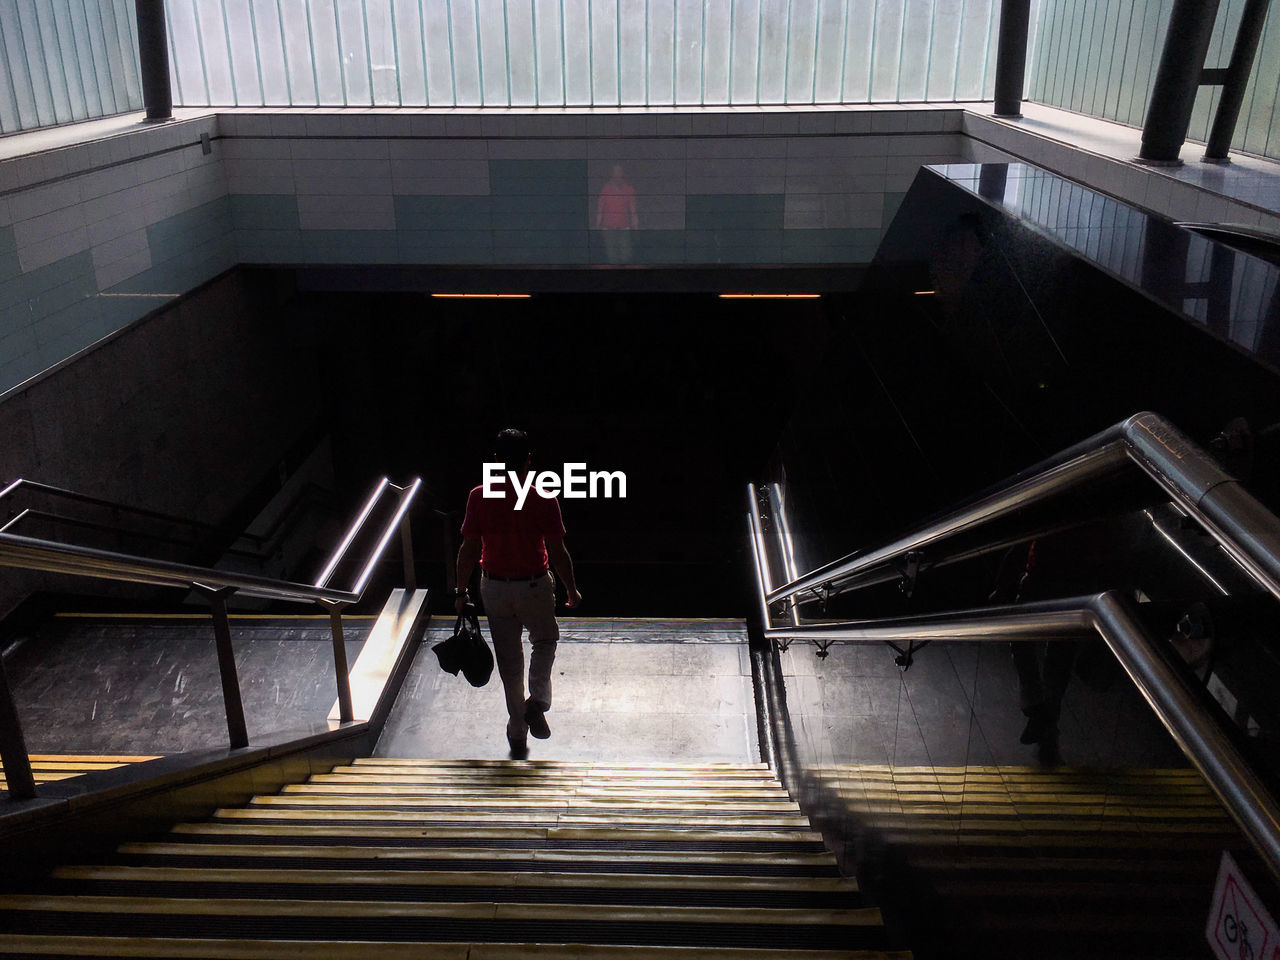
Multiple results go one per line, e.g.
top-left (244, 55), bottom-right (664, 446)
top-left (460, 481), bottom-right (566, 578)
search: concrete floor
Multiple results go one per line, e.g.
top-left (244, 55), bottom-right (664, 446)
top-left (376, 617), bottom-right (759, 763)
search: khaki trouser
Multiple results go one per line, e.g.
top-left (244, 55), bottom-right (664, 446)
top-left (480, 571), bottom-right (558, 740)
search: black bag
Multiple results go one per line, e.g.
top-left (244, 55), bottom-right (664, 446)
top-left (432, 604), bottom-right (494, 687)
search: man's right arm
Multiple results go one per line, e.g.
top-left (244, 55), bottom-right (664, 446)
top-left (546, 539), bottom-right (581, 608)
top-left (455, 537), bottom-right (481, 614)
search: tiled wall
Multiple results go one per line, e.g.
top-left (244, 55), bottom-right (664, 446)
top-left (0, 115), bottom-right (232, 395)
top-left (220, 110), bottom-right (968, 269)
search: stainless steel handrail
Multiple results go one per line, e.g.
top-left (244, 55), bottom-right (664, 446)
top-left (0, 476), bottom-right (422, 799)
top-left (765, 411), bottom-right (1280, 608)
top-left (0, 478), bottom-right (268, 545)
top-left (748, 409), bottom-right (1280, 878)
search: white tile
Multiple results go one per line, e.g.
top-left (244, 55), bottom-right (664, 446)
top-left (375, 114), bottom-right (412, 137)
top-left (761, 113), bottom-right (802, 136)
top-left (688, 114), bottom-right (730, 136)
top-left (480, 115), bottom-right (519, 137)
top-left (297, 194), bottom-right (395, 230)
top-left (390, 157), bottom-right (487, 180)
top-left (486, 139), bottom-right (587, 160)
top-left (408, 115), bottom-right (449, 136)
top-left (94, 248), bottom-right (152, 289)
top-left (1143, 174), bottom-right (1175, 214)
top-left (1223, 202), bottom-right (1262, 226)
top-left (17, 226), bottom-right (89, 272)
top-left (785, 155), bottom-right (887, 177)
top-left (870, 112), bottom-right (910, 133)
top-left (290, 138), bottom-right (390, 160)
top-left (221, 138), bottom-right (289, 160)
top-left (389, 139), bottom-right (489, 160)
top-left (686, 175), bottom-right (785, 195)
top-left (586, 139), bottom-right (686, 161)
top-left (76, 164), bottom-right (137, 201)
top-left (685, 137), bottom-right (789, 159)
top-left (270, 114), bottom-right (308, 137)
top-left (236, 114), bottom-right (275, 137)
top-left (227, 174), bottom-right (296, 195)
top-left (304, 114), bottom-right (346, 137)
top-left (86, 206), bottom-right (144, 245)
top-left (90, 226), bottom-right (149, 265)
top-left (391, 176), bottom-right (493, 196)
top-left (444, 116), bottom-right (484, 136)
top-left (295, 175), bottom-right (393, 196)
top-left (1194, 190), bottom-right (1231, 224)
top-left (12, 204), bottom-right (86, 247)
top-left (0, 196), bottom-right (10, 228)
top-left (833, 112), bottom-right (873, 134)
top-left (224, 157), bottom-right (295, 181)
top-left (9, 180), bottom-right (82, 221)
top-left (1166, 180), bottom-right (1203, 219)
top-left (686, 158), bottom-right (787, 180)
top-left (722, 113), bottom-right (766, 136)
top-left (796, 114), bottom-right (836, 135)
top-left (339, 114), bottom-right (384, 137)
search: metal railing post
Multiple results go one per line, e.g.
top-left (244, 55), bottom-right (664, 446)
top-left (0, 657), bottom-right (36, 800)
top-left (323, 601), bottom-right (354, 724)
top-left (194, 584), bottom-right (249, 749)
top-left (400, 513), bottom-right (416, 591)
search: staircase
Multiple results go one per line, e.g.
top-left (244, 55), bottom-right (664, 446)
top-left (809, 763), bottom-right (1249, 959)
top-left (0, 758), bottom-right (909, 958)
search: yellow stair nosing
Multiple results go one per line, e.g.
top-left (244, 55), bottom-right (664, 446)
top-left (120, 841), bottom-right (840, 868)
top-left (0, 895), bottom-right (880, 927)
top-left (53, 864), bottom-right (858, 893)
top-left (171, 822), bottom-right (825, 843)
top-left (0, 935), bottom-right (908, 960)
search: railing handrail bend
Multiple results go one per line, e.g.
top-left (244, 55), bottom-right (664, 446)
top-left (765, 412), bottom-right (1280, 608)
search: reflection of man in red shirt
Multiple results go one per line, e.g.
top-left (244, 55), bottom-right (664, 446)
top-left (596, 164), bottom-right (638, 264)
top-left (455, 428), bottom-right (581, 757)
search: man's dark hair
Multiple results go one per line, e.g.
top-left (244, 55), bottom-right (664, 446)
top-left (493, 428), bottom-right (531, 469)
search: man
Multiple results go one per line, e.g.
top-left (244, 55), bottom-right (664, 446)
top-left (455, 428), bottom-right (582, 756)
top-left (595, 164), bottom-right (638, 264)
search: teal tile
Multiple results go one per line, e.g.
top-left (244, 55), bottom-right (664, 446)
top-left (230, 194), bottom-right (300, 230)
top-left (147, 198), bottom-right (233, 257)
top-left (0, 299), bottom-right (31, 333)
top-left (686, 229), bottom-right (784, 263)
top-left (394, 196), bottom-right (492, 231)
top-left (0, 275), bottom-right (25, 311)
top-left (301, 230), bottom-right (398, 263)
top-left (491, 196), bottom-right (588, 231)
top-left (686, 195), bottom-right (785, 231)
top-left (882, 192), bottom-right (907, 228)
top-left (32, 298), bottom-right (100, 350)
top-left (237, 228), bottom-right (304, 263)
top-left (489, 159), bottom-right (587, 196)
top-left (0, 227), bottom-right (18, 282)
top-left (0, 346), bottom-right (44, 394)
top-left (22, 250), bottom-right (95, 299)
top-left (0, 323), bottom-right (36, 364)
top-left (491, 229), bottom-right (589, 264)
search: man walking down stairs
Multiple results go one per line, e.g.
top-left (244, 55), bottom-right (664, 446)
top-left (0, 758), bottom-right (911, 958)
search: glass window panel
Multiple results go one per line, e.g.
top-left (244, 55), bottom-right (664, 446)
top-left (447, 0), bottom-right (483, 105)
top-left (897, 0), bottom-right (932, 102)
top-left (0, 15), bottom-right (22, 132)
top-left (924, 0), bottom-right (958, 101)
top-left (673, 0), bottom-right (701, 104)
top-left (617, 0), bottom-right (648, 104)
top-left (365, 0), bottom-right (400, 105)
top-left (1240, 9), bottom-right (1279, 155)
top-left (250, 0), bottom-right (288, 105)
top-left (66, 0), bottom-right (104, 117)
top-left (784, 0), bottom-right (818, 103)
top-left (647, 0), bottom-right (673, 104)
top-left (561, 0), bottom-right (590, 103)
top-left (1099, 2), bottom-right (1134, 120)
top-left (702, 0), bottom-right (732, 104)
top-left (531, 0), bottom-right (562, 104)
top-left (389, 0), bottom-right (424, 105)
top-left (165, 0), bottom-right (207, 105)
top-left (869, 0), bottom-right (904, 101)
top-left (591, 0), bottom-right (619, 104)
top-left (105, 0), bottom-right (140, 110)
top-left (840, 0), bottom-right (876, 102)
top-left (811, 0), bottom-right (844, 102)
top-left (335, 0), bottom-right (372, 105)
top-left (303, 0), bottom-right (343, 104)
top-left (505, 0), bottom-right (535, 104)
top-left (421, 0), bottom-right (454, 105)
top-left (31, 1), bottom-right (72, 123)
top-left (277, 0), bottom-right (317, 104)
top-left (729, 0), bottom-right (760, 104)
top-left (756, 0), bottom-right (787, 103)
top-left (477, 0), bottom-right (510, 105)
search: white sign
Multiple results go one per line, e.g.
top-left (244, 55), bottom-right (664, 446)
top-left (482, 462), bottom-right (627, 510)
top-left (1207, 851), bottom-right (1278, 960)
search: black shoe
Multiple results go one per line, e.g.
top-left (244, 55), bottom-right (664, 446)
top-left (1036, 729), bottom-right (1062, 767)
top-left (525, 698), bottom-right (551, 740)
top-left (507, 734), bottom-right (529, 760)
top-left (1020, 709), bottom-right (1052, 745)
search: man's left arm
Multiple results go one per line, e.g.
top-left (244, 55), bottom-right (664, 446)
top-left (546, 539), bottom-right (581, 608)
top-left (455, 537), bottom-right (481, 614)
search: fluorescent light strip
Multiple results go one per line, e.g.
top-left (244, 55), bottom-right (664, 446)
top-left (718, 293), bottom-right (821, 299)
top-left (913, 290), bottom-right (937, 295)
top-left (431, 293), bottom-right (532, 299)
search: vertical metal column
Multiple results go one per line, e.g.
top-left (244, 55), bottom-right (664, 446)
top-left (400, 514), bottom-right (417, 591)
top-left (1204, 0), bottom-right (1272, 161)
top-left (993, 0), bottom-right (1032, 118)
top-left (1138, 0), bottom-right (1223, 164)
top-left (134, 0), bottom-right (174, 121)
top-left (324, 602), bottom-right (354, 724)
top-left (196, 584), bottom-right (249, 749)
top-left (0, 657), bottom-right (36, 800)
